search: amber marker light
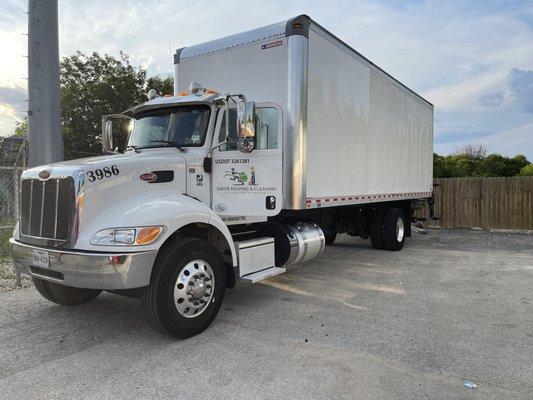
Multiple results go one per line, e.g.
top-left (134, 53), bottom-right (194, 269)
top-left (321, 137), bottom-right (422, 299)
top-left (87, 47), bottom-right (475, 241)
top-left (135, 226), bottom-right (163, 245)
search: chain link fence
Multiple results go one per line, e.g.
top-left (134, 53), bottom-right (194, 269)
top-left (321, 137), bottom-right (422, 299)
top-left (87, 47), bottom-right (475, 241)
top-left (0, 137), bottom-right (25, 287)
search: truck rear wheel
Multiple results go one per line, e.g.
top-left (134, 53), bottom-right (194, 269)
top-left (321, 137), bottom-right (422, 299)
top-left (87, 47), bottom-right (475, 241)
top-left (369, 209), bottom-right (385, 249)
top-left (143, 238), bottom-right (226, 339)
top-left (323, 227), bottom-right (337, 245)
top-left (33, 278), bottom-right (102, 305)
top-left (382, 208), bottom-right (406, 251)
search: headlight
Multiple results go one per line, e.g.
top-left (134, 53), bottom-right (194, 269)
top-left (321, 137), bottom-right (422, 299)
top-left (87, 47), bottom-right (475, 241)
top-left (91, 226), bottom-right (163, 246)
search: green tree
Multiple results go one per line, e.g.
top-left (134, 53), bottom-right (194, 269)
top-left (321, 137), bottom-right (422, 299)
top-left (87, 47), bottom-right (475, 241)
top-left (509, 154), bottom-right (529, 175)
top-left (434, 143), bottom-right (530, 178)
top-left (485, 153), bottom-right (528, 176)
top-left (12, 117), bottom-right (28, 137)
top-left (453, 143), bottom-right (487, 160)
top-left (14, 52), bottom-right (174, 159)
top-left (519, 164), bottom-right (533, 176)
top-left (146, 76), bottom-right (174, 96)
top-left (434, 153), bottom-right (457, 178)
top-left (60, 51), bottom-right (147, 159)
top-left (452, 143), bottom-right (488, 176)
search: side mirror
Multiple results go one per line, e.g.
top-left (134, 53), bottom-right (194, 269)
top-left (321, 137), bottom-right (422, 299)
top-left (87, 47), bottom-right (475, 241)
top-left (102, 119), bottom-right (114, 154)
top-left (101, 114), bottom-right (133, 154)
top-left (236, 100), bottom-right (255, 153)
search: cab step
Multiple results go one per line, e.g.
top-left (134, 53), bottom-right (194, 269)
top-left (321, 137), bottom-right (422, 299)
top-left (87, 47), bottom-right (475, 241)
top-left (240, 267), bottom-right (286, 283)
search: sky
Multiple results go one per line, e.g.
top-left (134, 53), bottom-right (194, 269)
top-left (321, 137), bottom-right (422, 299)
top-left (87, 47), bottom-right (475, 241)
top-left (1, 0), bottom-right (532, 159)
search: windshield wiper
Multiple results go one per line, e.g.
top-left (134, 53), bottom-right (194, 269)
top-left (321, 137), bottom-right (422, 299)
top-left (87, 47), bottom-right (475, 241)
top-left (148, 140), bottom-right (188, 152)
top-left (126, 145), bottom-right (141, 153)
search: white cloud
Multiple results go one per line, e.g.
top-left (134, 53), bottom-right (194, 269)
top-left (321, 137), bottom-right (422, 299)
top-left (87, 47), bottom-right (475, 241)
top-left (0, 104), bottom-right (22, 128)
top-left (424, 69), bottom-right (507, 110)
top-left (478, 91), bottom-right (504, 107)
top-left (436, 122), bottom-right (533, 159)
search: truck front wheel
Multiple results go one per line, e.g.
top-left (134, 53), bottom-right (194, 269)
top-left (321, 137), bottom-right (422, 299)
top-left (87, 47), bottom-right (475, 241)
top-left (33, 278), bottom-right (102, 305)
top-left (143, 238), bottom-right (226, 339)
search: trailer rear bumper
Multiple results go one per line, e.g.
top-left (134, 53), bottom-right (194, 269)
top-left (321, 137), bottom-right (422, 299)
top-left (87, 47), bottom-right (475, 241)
top-left (10, 239), bottom-right (157, 290)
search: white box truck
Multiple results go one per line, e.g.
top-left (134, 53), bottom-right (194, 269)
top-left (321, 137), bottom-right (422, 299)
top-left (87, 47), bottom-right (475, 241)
top-left (11, 15), bottom-right (433, 338)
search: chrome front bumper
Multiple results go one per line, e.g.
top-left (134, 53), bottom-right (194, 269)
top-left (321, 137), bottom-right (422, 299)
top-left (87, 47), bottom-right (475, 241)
top-left (10, 239), bottom-right (157, 290)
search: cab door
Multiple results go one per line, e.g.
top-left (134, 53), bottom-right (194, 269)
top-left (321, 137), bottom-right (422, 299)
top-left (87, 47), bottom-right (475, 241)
top-left (211, 103), bottom-right (282, 217)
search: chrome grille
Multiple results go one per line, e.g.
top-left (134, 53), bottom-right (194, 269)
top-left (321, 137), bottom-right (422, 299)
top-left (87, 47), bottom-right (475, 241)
top-left (20, 177), bottom-right (75, 240)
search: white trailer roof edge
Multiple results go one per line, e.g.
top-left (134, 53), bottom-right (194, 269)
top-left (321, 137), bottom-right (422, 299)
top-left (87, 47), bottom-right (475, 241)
top-left (173, 14), bottom-right (433, 108)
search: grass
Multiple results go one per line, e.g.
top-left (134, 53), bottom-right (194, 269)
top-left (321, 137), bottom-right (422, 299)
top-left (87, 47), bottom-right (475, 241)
top-left (0, 226), bottom-right (16, 279)
top-left (0, 227), bottom-right (13, 258)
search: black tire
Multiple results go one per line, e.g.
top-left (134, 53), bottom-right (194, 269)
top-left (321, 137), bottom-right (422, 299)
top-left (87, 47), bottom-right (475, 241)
top-left (369, 209), bottom-right (385, 249)
top-left (382, 208), bottom-right (406, 251)
top-left (323, 227), bottom-right (337, 245)
top-left (33, 278), bottom-right (101, 305)
top-left (143, 238), bottom-right (226, 339)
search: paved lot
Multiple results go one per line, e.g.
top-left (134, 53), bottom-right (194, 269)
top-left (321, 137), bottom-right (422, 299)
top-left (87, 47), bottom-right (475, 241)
top-left (0, 229), bottom-right (532, 399)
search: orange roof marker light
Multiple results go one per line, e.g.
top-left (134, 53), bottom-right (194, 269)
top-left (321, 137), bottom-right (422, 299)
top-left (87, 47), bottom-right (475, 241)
top-left (205, 88), bottom-right (218, 95)
top-left (178, 91), bottom-right (189, 96)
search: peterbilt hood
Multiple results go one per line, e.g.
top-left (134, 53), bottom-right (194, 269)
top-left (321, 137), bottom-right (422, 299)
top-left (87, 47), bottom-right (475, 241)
top-left (21, 149), bottom-right (187, 248)
top-left (24, 150), bottom-right (185, 175)
top-left (23, 149), bottom-right (187, 192)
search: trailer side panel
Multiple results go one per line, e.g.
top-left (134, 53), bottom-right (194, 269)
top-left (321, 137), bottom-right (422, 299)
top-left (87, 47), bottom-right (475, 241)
top-left (305, 25), bottom-right (433, 204)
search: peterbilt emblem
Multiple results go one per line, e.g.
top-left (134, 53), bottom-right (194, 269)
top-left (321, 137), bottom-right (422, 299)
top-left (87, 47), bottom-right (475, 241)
top-left (139, 172), bottom-right (158, 183)
top-left (38, 170), bottom-right (51, 180)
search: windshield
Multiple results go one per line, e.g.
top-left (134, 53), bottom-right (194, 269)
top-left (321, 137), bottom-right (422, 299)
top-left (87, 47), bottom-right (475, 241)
top-left (128, 105), bottom-right (211, 149)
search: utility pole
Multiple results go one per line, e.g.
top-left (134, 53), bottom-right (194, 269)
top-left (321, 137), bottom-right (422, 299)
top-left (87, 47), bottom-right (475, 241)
top-left (27, 0), bottom-right (63, 167)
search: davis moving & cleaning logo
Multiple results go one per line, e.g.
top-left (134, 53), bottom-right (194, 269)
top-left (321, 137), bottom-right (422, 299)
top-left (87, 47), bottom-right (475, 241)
top-left (224, 167), bottom-right (257, 186)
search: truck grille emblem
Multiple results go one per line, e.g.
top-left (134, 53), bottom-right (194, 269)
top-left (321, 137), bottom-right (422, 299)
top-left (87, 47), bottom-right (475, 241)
top-left (38, 169), bottom-right (51, 180)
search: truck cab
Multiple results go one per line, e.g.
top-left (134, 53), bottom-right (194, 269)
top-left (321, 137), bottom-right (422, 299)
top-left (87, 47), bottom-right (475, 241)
top-left (11, 85), bottom-right (296, 338)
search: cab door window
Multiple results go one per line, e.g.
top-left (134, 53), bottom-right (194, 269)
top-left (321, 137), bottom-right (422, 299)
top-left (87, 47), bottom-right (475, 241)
top-left (218, 107), bottom-right (278, 151)
top-left (254, 108), bottom-right (278, 150)
top-left (218, 109), bottom-right (238, 151)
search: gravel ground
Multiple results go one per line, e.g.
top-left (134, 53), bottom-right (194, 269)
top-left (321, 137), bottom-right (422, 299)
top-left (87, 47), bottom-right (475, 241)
top-left (0, 229), bottom-right (532, 399)
top-left (0, 263), bottom-right (32, 293)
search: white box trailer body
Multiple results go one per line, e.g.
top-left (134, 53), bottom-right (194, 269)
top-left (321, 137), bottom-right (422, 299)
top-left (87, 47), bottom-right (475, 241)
top-left (175, 15), bottom-right (434, 211)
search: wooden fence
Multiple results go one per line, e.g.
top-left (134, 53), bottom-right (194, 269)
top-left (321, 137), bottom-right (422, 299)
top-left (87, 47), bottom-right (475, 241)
top-left (416, 177), bottom-right (533, 230)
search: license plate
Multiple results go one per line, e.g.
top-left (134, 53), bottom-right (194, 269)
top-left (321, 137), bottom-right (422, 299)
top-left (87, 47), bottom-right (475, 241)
top-left (32, 249), bottom-right (50, 268)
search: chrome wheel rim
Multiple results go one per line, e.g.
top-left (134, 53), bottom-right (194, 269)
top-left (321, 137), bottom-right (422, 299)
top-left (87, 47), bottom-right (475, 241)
top-left (396, 217), bottom-right (405, 242)
top-left (173, 260), bottom-right (215, 318)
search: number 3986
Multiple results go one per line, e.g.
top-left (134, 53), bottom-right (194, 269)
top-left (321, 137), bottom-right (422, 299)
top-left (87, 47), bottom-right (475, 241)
top-left (86, 165), bottom-right (119, 182)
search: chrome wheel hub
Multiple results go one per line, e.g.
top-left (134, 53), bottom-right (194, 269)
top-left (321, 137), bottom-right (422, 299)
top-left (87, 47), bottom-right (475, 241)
top-left (173, 260), bottom-right (215, 318)
top-left (396, 218), bottom-right (405, 242)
